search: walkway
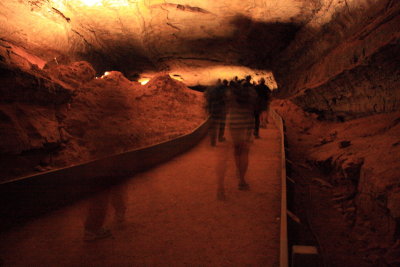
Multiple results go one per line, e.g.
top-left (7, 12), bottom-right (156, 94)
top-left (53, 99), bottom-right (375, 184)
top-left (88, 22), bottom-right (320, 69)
top-left (0, 123), bottom-right (282, 266)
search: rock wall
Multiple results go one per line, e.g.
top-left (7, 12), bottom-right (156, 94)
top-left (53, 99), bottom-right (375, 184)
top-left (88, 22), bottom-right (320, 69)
top-left (273, 100), bottom-right (400, 265)
top-left (269, 1), bottom-right (400, 263)
top-left (0, 65), bottom-right (74, 179)
top-left (275, 0), bottom-right (400, 120)
top-left (293, 41), bottom-right (400, 120)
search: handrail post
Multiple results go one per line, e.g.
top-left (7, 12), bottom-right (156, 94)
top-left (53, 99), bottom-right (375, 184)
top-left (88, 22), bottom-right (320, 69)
top-left (270, 109), bottom-right (288, 267)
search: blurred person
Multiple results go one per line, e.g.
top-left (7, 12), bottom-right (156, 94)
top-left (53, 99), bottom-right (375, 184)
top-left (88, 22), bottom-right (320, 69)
top-left (241, 75), bottom-right (253, 89)
top-left (229, 78), bottom-right (238, 88)
top-left (83, 182), bottom-right (127, 241)
top-left (205, 79), bottom-right (228, 146)
top-left (216, 76), bottom-right (257, 200)
top-left (254, 78), bottom-right (272, 136)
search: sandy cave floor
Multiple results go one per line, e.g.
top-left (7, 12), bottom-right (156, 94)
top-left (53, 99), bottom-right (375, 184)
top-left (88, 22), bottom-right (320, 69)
top-left (0, 125), bottom-right (282, 266)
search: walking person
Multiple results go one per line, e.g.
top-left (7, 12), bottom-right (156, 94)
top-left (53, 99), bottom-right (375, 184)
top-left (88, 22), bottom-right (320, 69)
top-left (216, 76), bottom-right (257, 200)
top-left (254, 78), bottom-right (271, 137)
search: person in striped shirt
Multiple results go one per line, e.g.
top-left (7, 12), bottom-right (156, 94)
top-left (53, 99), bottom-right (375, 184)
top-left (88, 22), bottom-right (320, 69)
top-left (227, 75), bottom-right (257, 190)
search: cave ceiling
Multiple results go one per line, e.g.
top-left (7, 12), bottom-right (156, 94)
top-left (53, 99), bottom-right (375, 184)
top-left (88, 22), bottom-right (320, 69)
top-left (1, 0), bottom-right (397, 89)
top-left (0, 0), bottom-right (322, 74)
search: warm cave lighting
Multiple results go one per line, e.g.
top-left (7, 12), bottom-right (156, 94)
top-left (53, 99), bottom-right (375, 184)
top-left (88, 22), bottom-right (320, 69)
top-left (81, 0), bottom-right (102, 6)
top-left (169, 74), bottom-right (184, 82)
top-left (78, 0), bottom-right (130, 7)
top-left (166, 65), bottom-right (278, 89)
top-left (100, 71), bottom-right (111, 79)
top-left (138, 78), bottom-right (150, 85)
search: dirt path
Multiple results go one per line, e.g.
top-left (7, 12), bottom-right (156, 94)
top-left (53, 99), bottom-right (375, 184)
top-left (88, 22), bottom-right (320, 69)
top-left (0, 124), bottom-right (282, 267)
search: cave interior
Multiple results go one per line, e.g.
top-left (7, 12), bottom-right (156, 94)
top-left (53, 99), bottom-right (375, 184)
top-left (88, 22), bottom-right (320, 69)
top-left (0, 0), bottom-right (399, 266)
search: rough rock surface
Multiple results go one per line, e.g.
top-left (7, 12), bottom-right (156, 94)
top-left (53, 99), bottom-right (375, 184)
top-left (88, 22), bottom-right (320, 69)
top-left (0, 0), bottom-right (320, 72)
top-left (292, 41), bottom-right (400, 120)
top-left (1, 1), bottom-right (397, 116)
top-left (0, 62), bottom-right (205, 181)
top-left (273, 99), bottom-right (400, 266)
top-left (275, 0), bottom-right (400, 120)
top-left (57, 71), bottom-right (205, 165)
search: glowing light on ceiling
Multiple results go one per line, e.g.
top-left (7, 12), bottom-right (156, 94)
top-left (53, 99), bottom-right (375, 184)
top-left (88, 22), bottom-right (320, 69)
top-left (77, 0), bottom-right (131, 7)
top-left (81, 0), bottom-right (102, 6)
top-left (166, 65), bottom-right (278, 89)
top-left (138, 78), bottom-right (150, 85)
top-left (106, 0), bottom-right (130, 7)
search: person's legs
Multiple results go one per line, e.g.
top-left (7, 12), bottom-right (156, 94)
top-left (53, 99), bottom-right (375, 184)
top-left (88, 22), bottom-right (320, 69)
top-left (111, 184), bottom-right (127, 224)
top-left (216, 140), bottom-right (228, 200)
top-left (84, 192), bottom-right (111, 241)
top-left (209, 118), bottom-right (217, 146)
top-left (254, 111), bottom-right (260, 138)
top-left (260, 111), bottom-right (267, 128)
top-left (233, 143), bottom-right (241, 175)
top-left (237, 143), bottom-right (250, 190)
top-left (84, 194), bottom-right (108, 232)
top-left (233, 144), bottom-right (250, 189)
top-left (231, 128), bottom-right (251, 190)
top-left (264, 104), bottom-right (270, 125)
top-left (218, 112), bottom-right (226, 142)
top-left (239, 144), bottom-right (249, 179)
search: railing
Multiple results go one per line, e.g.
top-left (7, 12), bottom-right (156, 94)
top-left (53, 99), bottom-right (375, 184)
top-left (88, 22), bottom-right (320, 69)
top-left (270, 109), bottom-right (288, 267)
top-left (270, 109), bottom-right (321, 267)
top-left (0, 118), bottom-right (210, 231)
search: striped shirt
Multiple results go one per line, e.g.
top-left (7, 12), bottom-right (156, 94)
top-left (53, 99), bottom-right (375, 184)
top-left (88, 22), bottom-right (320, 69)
top-left (226, 87), bottom-right (256, 130)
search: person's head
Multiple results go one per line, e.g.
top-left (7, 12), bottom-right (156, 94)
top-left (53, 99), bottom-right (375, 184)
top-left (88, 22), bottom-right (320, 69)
top-left (259, 78), bottom-right (265, 84)
top-left (234, 76), bottom-right (239, 82)
top-left (222, 79), bottom-right (228, 86)
top-left (245, 75), bottom-right (252, 82)
top-left (216, 78), bottom-right (222, 85)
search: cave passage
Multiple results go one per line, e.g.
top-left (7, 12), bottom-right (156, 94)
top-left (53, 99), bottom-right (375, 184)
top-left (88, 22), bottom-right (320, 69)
top-left (0, 0), bottom-right (399, 266)
top-left (0, 126), bottom-right (282, 266)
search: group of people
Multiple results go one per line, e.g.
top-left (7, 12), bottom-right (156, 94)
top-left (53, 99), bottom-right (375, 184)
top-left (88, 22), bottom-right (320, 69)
top-left (205, 75), bottom-right (272, 144)
top-left (83, 75), bottom-right (273, 241)
top-left (205, 75), bottom-right (272, 198)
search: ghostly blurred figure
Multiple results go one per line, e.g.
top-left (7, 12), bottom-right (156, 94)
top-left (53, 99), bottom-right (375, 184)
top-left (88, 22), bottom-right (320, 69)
top-left (83, 182), bottom-right (127, 241)
top-left (205, 79), bottom-right (229, 146)
top-left (216, 76), bottom-right (257, 200)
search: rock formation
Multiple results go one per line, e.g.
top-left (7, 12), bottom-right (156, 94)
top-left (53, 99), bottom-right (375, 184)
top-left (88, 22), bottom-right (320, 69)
top-left (0, 60), bottom-right (205, 180)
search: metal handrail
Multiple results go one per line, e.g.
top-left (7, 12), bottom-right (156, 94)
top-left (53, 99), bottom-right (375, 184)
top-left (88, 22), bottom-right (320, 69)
top-left (270, 109), bottom-right (288, 267)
